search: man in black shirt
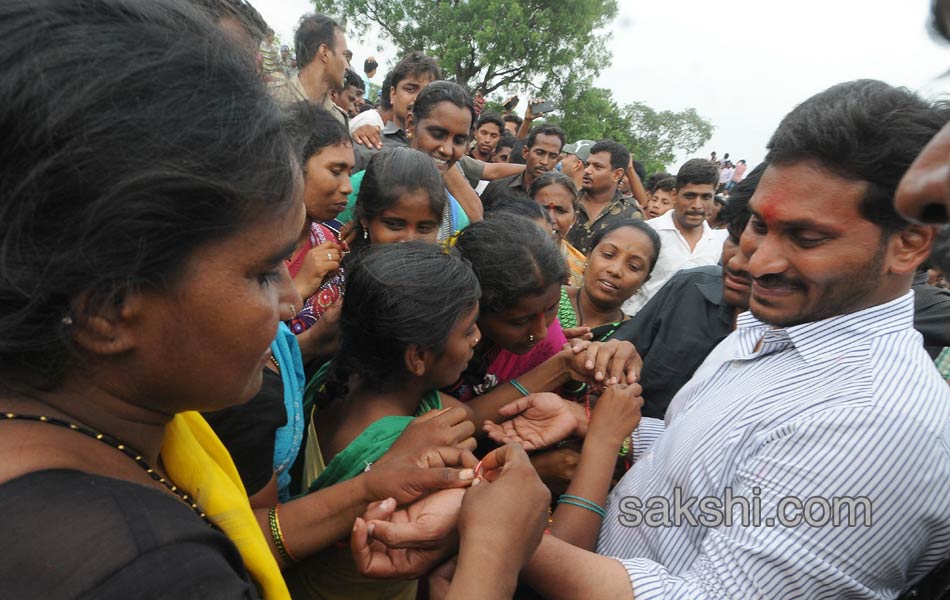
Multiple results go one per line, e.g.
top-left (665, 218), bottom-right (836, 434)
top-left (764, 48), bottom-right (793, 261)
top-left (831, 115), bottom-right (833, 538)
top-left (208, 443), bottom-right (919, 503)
top-left (481, 124), bottom-right (564, 206)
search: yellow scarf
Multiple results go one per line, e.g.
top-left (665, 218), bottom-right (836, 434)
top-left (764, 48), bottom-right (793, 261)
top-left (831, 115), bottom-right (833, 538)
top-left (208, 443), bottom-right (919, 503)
top-left (161, 411), bottom-right (290, 600)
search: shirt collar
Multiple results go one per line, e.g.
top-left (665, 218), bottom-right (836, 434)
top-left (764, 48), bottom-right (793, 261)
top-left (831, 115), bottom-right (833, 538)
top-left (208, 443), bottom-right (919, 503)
top-left (382, 120), bottom-right (403, 135)
top-left (735, 291), bottom-right (916, 364)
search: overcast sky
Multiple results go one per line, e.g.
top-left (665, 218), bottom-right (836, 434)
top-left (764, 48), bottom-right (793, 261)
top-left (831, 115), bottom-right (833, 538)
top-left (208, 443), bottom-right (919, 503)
top-left (251, 0), bottom-right (950, 172)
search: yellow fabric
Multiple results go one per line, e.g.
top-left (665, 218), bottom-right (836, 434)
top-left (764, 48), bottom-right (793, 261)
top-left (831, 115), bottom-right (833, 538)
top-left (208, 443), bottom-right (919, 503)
top-left (162, 411), bottom-right (290, 600)
top-left (561, 239), bottom-right (586, 287)
top-left (302, 411), bottom-right (327, 489)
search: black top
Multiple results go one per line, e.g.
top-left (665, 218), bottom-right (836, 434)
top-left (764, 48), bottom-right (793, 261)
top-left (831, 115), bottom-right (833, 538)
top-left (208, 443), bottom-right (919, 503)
top-left (203, 368), bottom-right (286, 497)
top-left (612, 265), bottom-right (733, 419)
top-left (0, 469), bottom-right (259, 599)
top-left (352, 121), bottom-right (409, 172)
top-left (912, 271), bottom-right (950, 359)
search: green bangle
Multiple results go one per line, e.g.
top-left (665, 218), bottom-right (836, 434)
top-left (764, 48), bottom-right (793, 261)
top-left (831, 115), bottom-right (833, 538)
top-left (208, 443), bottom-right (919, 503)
top-left (558, 498), bottom-right (606, 518)
top-left (509, 378), bottom-right (530, 397)
top-left (559, 494), bottom-right (607, 518)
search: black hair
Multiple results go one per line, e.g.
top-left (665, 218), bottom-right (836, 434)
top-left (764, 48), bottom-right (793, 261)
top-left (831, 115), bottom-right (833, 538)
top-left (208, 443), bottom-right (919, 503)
top-left (645, 171), bottom-right (673, 193)
top-left (335, 242), bottom-right (480, 391)
top-left (931, 0), bottom-right (950, 41)
top-left (590, 140), bottom-right (630, 171)
top-left (352, 147), bottom-right (446, 248)
top-left (496, 132), bottom-right (517, 152)
top-left (344, 68), bottom-right (364, 92)
top-left (529, 172), bottom-right (579, 208)
top-left (588, 221), bottom-right (662, 277)
top-left (294, 12), bottom-right (341, 69)
top-left (0, 0), bottom-right (295, 392)
top-left (283, 102), bottom-right (352, 165)
top-left (489, 195), bottom-right (554, 228)
top-left (411, 80), bottom-right (476, 128)
top-left (526, 124), bottom-right (566, 150)
top-left (931, 225), bottom-right (950, 276)
top-left (721, 161), bottom-right (767, 241)
top-left (653, 176), bottom-right (677, 193)
top-left (390, 51), bottom-right (443, 91)
top-left (455, 216), bottom-right (568, 314)
top-left (481, 185), bottom-right (533, 214)
top-left (676, 158), bottom-right (720, 189)
top-left (191, 0), bottom-right (268, 40)
top-left (476, 112), bottom-right (505, 132)
top-left (766, 79), bottom-right (949, 234)
top-left (379, 71), bottom-right (394, 109)
top-left (503, 114), bottom-right (524, 128)
top-left (364, 57), bottom-right (379, 74)
top-left (509, 139), bottom-right (528, 165)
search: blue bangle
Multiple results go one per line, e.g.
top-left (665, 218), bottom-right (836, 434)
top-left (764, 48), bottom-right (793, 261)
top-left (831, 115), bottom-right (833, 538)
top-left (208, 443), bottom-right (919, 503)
top-left (559, 494), bottom-right (606, 517)
top-left (558, 498), bottom-right (606, 518)
top-left (509, 378), bottom-right (530, 397)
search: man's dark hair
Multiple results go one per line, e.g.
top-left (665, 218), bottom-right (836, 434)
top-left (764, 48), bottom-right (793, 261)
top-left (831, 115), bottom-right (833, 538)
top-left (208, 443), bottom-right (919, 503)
top-left (930, 0), bottom-right (950, 41)
top-left (495, 132), bottom-right (517, 153)
top-left (294, 13), bottom-right (341, 69)
top-left (379, 71), bottom-right (393, 109)
top-left (503, 114), bottom-right (524, 128)
top-left (645, 171), bottom-right (672, 193)
top-left (476, 112), bottom-right (504, 133)
top-left (526, 124), bottom-right (566, 150)
top-left (632, 160), bottom-right (647, 183)
top-left (653, 176), bottom-right (677, 193)
top-left (283, 102), bottom-right (351, 165)
top-left (510, 139), bottom-right (528, 164)
top-left (390, 51), bottom-right (442, 91)
top-left (590, 140), bottom-right (630, 171)
top-left (722, 162), bottom-right (767, 241)
top-left (766, 79), bottom-right (949, 233)
top-left (344, 68), bottom-right (363, 92)
top-left (364, 57), bottom-right (378, 74)
top-left (0, 0), bottom-right (296, 391)
top-left (676, 158), bottom-right (720, 189)
top-left (489, 196), bottom-right (554, 229)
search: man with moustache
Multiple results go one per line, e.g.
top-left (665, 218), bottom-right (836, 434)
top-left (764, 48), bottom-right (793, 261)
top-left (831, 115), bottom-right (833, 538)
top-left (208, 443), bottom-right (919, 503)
top-left (611, 163), bottom-right (763, 418)
top-left (622, 158), bottom-right (726, 315)
top-left (566, 140), bottom-right (644, 255)
top-left (495, 79), bottom-right (950, 600)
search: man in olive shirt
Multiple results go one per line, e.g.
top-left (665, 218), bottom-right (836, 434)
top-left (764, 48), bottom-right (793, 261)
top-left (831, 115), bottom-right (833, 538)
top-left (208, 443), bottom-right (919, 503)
top-left (567, 139), bottom-right (643, 255)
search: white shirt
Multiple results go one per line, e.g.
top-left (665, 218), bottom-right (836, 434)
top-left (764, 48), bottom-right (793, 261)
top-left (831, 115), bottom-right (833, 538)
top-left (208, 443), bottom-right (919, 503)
top-left (597, 292), bottom-right (950, 598)
top-left (348, 107), bottom-right (384, 134)
top-left (622, 210), bottom-right (727, 315)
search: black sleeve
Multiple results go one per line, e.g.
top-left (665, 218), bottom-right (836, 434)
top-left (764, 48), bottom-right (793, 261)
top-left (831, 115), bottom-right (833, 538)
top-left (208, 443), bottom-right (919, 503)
top-left (912, 283), bottom-right (950, 358)
top-left (203, 368), bottom-right (286, 496)
top-left (0, 470), bottom-right (261, 600)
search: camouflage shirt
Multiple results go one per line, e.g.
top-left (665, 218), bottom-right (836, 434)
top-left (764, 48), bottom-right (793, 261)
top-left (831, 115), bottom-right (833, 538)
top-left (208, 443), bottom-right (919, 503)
top-left (567, 189), bottom-right (643, 255)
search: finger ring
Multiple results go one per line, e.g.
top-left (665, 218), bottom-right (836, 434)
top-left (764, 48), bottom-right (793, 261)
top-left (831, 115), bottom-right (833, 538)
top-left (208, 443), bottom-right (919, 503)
top-left (528, 334), bottom-right (535, 343)
top-left (328, 252), bottom-right (333, 261)
top-left (289, 304), bottom-right (296, 315)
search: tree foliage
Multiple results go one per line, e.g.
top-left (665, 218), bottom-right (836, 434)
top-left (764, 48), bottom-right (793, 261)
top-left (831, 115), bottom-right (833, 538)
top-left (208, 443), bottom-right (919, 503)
top-left (312, 0), bottom-right (618, 95)
top-left (547, 76), bottom-right (714, 174)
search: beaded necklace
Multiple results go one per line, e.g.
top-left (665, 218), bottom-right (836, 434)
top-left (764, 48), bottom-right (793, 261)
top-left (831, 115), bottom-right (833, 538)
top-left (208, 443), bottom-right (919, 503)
top-left (2, 412), bottom-right (214, 527)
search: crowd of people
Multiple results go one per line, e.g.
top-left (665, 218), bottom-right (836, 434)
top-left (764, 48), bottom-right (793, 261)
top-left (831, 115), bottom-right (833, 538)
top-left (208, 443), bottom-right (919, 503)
top-left (2, 0), bottom-right (950, 598)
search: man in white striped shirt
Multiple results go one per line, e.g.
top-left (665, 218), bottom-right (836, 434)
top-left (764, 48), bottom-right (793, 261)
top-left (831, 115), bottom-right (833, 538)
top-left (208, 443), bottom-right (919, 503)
top-left (514, 80), bottom-right (950, 599)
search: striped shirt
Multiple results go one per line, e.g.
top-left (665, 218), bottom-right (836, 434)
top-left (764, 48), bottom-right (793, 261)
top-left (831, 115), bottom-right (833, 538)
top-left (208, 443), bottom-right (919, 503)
top-left (597, 291), bottom-right (950, 599)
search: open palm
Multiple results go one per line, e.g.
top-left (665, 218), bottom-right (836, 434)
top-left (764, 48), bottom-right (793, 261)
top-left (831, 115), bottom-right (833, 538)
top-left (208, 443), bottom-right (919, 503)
top-left (483, 392), bottom-right (579, 450)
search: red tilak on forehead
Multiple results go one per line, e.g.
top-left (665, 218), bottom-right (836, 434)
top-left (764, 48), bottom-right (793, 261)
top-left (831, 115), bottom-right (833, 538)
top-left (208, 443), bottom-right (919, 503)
top-left (758, 195), bottom-right (784, 225)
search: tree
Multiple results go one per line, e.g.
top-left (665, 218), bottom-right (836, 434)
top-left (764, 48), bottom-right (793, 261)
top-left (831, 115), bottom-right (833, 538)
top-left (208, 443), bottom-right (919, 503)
top-left (548, 76), bottom-right (714, 174)
top-left (312, 0), bottom-right (618, 95)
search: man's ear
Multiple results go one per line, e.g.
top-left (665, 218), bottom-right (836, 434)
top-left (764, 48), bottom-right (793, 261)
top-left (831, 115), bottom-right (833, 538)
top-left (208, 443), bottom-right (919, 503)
top-left (612, 167), bottom-right (625, 184)
top-left (68, 288), bottom-right (144, 357)
top-left (405, 112), bottom-right (415, 138)
top-left (522, 144), bottom-right (530, 161)
top-left (887, 224), bottom-right (936, 276)
top-left (403, 344), bottom-right (429, 378)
